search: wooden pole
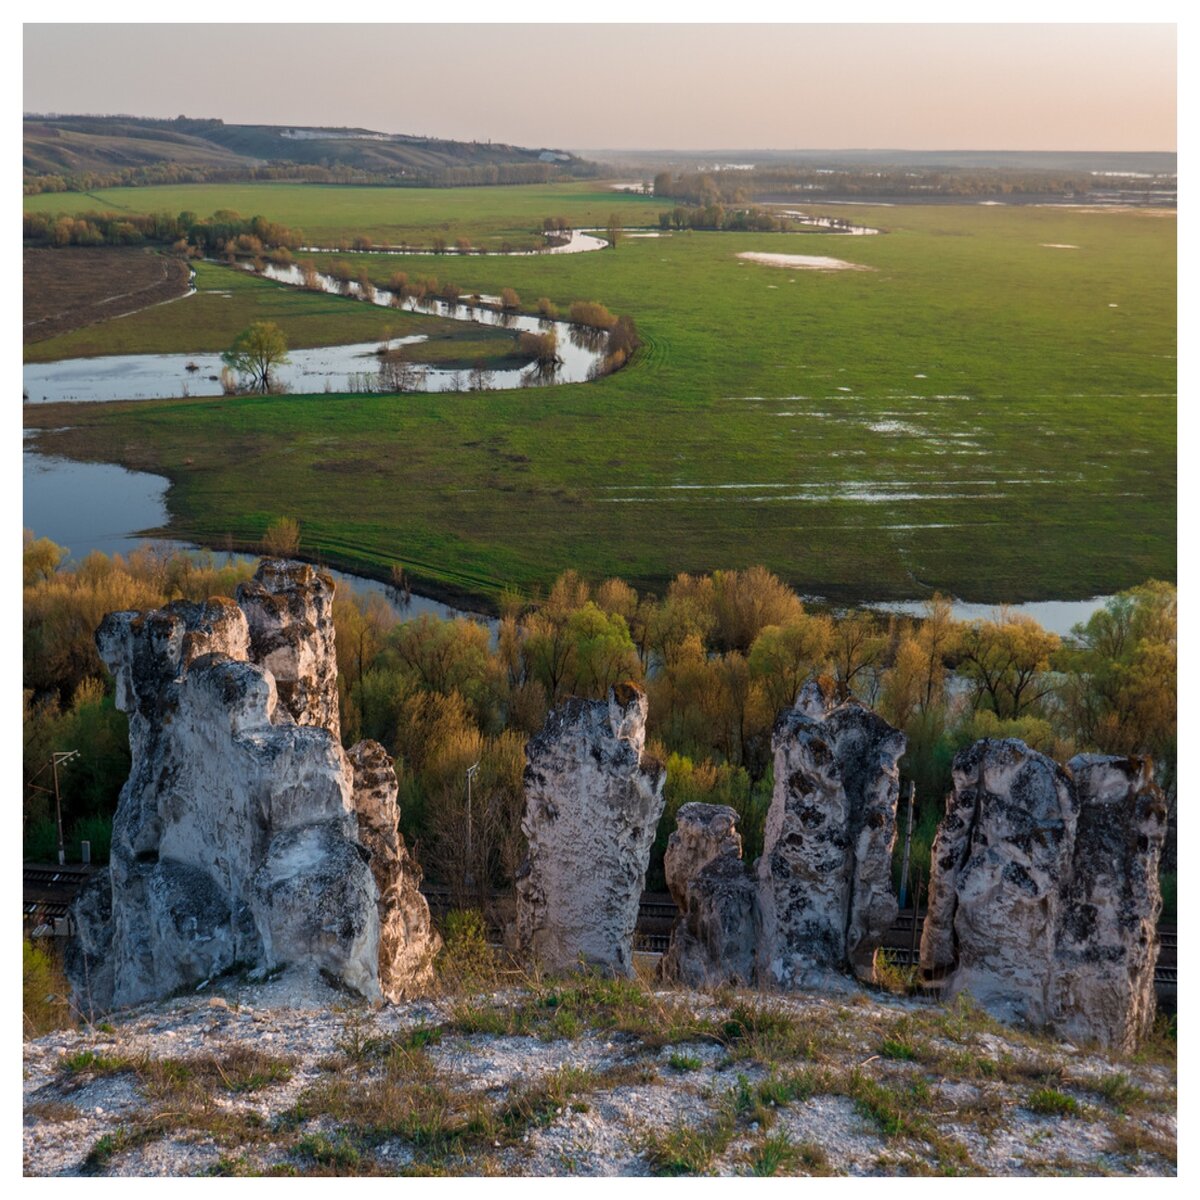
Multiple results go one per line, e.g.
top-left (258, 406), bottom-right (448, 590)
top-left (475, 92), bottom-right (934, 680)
top-left (898, 781), bottom-right (916, 910)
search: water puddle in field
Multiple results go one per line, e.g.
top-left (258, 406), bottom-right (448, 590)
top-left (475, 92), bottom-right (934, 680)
top-left (737, 252), bottom-right (875, 271)
top-left (23, 260), bottom-right (612, 403)
top-left (775, 210), bottom-right (881, 235)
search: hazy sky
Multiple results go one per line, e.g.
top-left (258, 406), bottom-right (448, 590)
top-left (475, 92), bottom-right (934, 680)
top-left (23, 23), bottom-right (1176, 152)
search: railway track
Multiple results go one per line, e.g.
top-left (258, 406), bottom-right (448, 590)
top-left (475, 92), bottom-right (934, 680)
top-left (24, 870), bottom-right (1178, 1010)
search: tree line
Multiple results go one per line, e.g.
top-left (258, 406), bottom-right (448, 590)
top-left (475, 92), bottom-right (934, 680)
top-left (23, 208), bottom-right (304, 256)
top-left (23, 534), bottom-right (1175, 909)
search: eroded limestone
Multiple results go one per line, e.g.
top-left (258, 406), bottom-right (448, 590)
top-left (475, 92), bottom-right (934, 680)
top-left (921, 740), bottom-right (1166, 1049)
top-left (757, 700), bottom-right (905, 989)
top-left (516, 683), bottom-right (665, 976)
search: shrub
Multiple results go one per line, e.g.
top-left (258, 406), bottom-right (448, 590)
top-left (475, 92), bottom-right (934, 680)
top-left (568, 300), bottom-right (617, 330)
top-left (262, 517), bottom-right (301, 557)
top-left (24, 939), bottom-right (73, 1036)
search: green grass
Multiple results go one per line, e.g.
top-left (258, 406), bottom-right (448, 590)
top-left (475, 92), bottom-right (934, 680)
top-left (24, 187), bottom-right (1175, 606)
top-left (1027, 1087), bottom-right (1080, 1117)
top-left (24, 259), bottom-right (527, 370)
top-left (23, 180), bottom-right (664, 248)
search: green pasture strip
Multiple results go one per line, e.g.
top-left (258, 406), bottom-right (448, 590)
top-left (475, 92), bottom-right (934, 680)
top-left (23, 180), bottom-right (663, 247)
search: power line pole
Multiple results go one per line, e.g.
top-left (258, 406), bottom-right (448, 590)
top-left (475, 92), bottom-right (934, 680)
top-left (27, 750), bottom-right (80, 865)
top-left (898, 780), bottom-right (916, 911)
top-left (465, 761), bottom-right (480, 891)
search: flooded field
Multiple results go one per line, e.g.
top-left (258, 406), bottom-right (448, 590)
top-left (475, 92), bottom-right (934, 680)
top-left (23, 259), bottom-right (612, 403)
top-left (22, 445), bottom-right (1111, 636)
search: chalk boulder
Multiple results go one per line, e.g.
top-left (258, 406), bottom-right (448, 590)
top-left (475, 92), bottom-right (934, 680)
top-left (516, 683), bottom-right (665, 976)
top-left (921, 740), bottom-right (1165, 1048)
top-left (757, 700), bottom-right (905, 989)
top-left (660, 804), bottom-right (757, 988)
top-left (663, 803), bottom-right (743, 911)
top-left (67, 562), bottom-right (438, 1014)
top-left (348, 739), bottom-right (442, 1001)
top-left (237, 559), bottom-right (341, 740)
top-left (1052, 755), bottom-right (1167, 1052)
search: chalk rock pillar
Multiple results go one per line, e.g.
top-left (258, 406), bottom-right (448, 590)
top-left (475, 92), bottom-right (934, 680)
top-left (67, 567), bottom-right (407, 1012)
top-left (1051, 755), bottom-right (1167, 1052)
top-left (516, 683), bottom-right (665, 976)
top-left (757, 700), bottom-right (905, 989)
top-left (237, 559), bottom-right (341, 740)
top-left (660, 803), bottom-right (757, 987)
top-left (664, 803), bottom-right (743, 911)
top-left (348, 739), bottom-right (442, 1001)
top-left (919, 738), bottom-right (1078, 1027)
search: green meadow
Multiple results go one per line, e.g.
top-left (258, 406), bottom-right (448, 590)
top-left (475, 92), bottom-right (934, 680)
top-left (23, 180), bottom-right (663, 248)
top-left (24, 184), bottom-right (1176, 607)
top-left (24, 259), bottom-right (522, 369)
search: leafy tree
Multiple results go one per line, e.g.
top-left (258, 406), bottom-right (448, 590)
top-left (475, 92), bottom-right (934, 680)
top-left (747, 614), bottom-right (834, 715)
top-left (221, 321), bottom-right (290, 393)
top-left (1059, 581), bottom-right (1176, 777)
top-left (958, 611), bottom-right (1060, 719)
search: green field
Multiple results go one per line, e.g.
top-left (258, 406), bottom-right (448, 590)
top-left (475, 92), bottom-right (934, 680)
top-left (23, 180), bottom-right (662, 248)
top-left (24, 184), bottom-right (1176, 607)
top-left (24, 259), bottom-right (527, 369)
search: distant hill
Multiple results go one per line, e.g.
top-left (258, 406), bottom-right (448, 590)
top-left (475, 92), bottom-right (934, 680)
top-left (23, 115), bottom-right (596, 191)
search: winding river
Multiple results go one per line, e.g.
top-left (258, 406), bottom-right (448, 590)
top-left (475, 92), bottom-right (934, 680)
top-left (23, 257), bottom-right (614, 403)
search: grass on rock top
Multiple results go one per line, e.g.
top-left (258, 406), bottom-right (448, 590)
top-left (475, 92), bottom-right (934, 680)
top-left (24, 186), bottom-right (1175, 607)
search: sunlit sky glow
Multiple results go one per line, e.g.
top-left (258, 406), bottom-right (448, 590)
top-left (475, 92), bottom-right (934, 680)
top-left (22, 22), bottom-right (1175, 152)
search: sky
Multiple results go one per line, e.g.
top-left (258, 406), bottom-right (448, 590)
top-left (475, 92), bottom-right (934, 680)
top-left (22, 21), bottom-right (1177, 154)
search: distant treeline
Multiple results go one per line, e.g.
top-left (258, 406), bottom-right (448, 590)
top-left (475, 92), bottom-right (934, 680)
top-left (652, 167), bottom-right (1176, 204)
top-left (656, 204), bottom-right (787, 232)
top-left (23, 160), bottom-right (598, 196)
top-left (23, 208), bottom-right (303, 254)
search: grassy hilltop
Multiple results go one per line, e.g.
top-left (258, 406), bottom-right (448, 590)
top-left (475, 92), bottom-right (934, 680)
top-left (24, 183), bottom-right (1176, 606)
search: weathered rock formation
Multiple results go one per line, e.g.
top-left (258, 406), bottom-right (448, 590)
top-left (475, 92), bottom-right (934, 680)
top-left (663, 803), bottom-right (743, 911)
top-left (516, 683), bottom-right (665, 976)
top-left (659, 803), bottom-right (757, 988)
top-left (348, 740), bottom-right (441, 1001)
top-left (921, 741), bottom-right (1166, 1049)
top-left (757, 699), bottom-right (906, 990)
top-left (67, 563), bottom-right (438, 1014)
top-left (920, 739), bottom-right (1076, 1026)
top-left (237, 560), bottom-right (341, 740)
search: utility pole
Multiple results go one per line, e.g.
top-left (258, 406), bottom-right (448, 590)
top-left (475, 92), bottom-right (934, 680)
top-left (464, 761), bottom-right (480, 890)
top-left (898, 780), bottom-right (916, 911)
top-left (27, 750), bottom-right (80, 865)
